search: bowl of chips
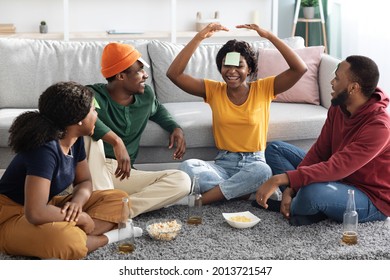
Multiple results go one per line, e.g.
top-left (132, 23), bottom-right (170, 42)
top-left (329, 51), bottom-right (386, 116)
top-left (146, 219), bottom-right (182, 241)
top-left (222, 211), bottom-right (260, 229)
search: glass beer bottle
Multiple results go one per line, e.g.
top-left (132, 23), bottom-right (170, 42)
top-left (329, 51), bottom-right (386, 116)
top-left (118, 197), bottom-right (136, 253)
top-left (342, 189), bottom-right (358, 245)
top-left (187, 175), bottom-right (202, 225)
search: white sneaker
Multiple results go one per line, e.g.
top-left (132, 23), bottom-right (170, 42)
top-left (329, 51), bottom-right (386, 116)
top-left (133, 227), bottom-right (143, 237)
top-left (127, 219), bottom-right (143, 237)
top-left (269, 188), bottom-right (282, 201)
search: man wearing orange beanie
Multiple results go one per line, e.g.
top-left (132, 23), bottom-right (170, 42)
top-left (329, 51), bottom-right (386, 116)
top-left (84, 42), bottom-right (191, 218)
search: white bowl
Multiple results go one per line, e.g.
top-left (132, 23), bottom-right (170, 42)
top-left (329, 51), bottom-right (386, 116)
top-left (146, 219), bottom-right (182, 241)
top-left (222, 211), bottom-right (260, 229)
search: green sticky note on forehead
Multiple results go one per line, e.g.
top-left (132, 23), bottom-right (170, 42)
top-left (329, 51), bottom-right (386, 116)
top-left (93, 97), bottom-right (101, 109)
top-left (224, 52), bottom-right (240, 66)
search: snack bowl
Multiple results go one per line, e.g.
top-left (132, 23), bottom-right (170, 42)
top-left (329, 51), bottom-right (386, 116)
top-left (146, 219), bottom-right (182, 241)
top-left (222, 211), bottom-right (260, 229)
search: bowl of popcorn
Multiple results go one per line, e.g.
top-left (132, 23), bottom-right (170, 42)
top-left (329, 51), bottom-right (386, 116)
top-left (146, 219), bottom-right (182, 241)
top-left (222, 211), bottom-right (260, 229)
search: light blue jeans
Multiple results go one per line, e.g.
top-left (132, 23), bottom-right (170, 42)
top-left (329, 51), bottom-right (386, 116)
top-left (179, 150), bottom-right (272, 200)
top-left (265, 141), bottom-right (387, 224)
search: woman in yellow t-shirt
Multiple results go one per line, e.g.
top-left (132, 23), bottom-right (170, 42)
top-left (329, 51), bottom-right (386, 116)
top-left (166, 23), bottom-right (307, 204)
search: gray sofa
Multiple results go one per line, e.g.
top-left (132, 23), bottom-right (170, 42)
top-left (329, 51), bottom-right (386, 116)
top-left (0, 37), bottom-right (340, 170)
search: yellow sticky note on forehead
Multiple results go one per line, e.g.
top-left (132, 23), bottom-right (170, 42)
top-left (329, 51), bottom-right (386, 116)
top-left (93, 97), bottom-right (101, 109)
top-left (224, 52), bottom-right (240, 66)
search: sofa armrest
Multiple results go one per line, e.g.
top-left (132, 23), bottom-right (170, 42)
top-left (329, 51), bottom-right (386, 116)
top-left (318, 54), bottom-right (341, 109)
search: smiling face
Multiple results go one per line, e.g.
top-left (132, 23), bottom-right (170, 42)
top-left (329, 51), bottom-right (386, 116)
top-left (121, 60), bottom-right (149, 94)
top-left (221, 55), bottom-right (251, 88)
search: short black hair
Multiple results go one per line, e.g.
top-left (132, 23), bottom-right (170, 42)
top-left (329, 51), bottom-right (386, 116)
top-left (216, 40), bottom-right (257, 75)
top-left (346, 55), bottom-right (379, 98)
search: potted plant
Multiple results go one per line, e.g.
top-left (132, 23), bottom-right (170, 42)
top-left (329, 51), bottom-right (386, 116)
top-left (39, 21), bottom-right (48, 33)
top-left (301, 0), bottom-right (318, 19)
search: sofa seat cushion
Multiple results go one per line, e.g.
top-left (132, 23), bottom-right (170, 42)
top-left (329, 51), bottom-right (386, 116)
top-left (268, 102), bottom-right (328, 141)
top-left (1, 103), bottom-right (328, 153)
top-left (0, 108), bottom-right (34, 147)
top-left (139, 101), bottom-right (328, 149)
top-left (139, 102), bottom-right (215, 148)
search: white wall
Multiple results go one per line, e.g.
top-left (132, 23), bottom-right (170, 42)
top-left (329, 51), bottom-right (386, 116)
top-left (0, 0), bottom-right (273, 33)
top-left (337, 0), bottom-right (390, 92)
top-left (276, 0), bottom-right (295, 39)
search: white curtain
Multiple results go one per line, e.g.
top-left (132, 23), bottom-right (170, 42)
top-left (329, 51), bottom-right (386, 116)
top-left (335, 0), bottom-right (390, 92)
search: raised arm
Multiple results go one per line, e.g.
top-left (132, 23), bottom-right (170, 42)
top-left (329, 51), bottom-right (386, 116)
top-left (166, 23), bottom-right (229, 98)
top-left (236, 24), bottom-right (307, 95)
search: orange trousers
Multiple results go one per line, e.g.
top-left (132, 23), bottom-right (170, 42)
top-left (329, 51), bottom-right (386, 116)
top-left (0, 189), bottom-right (127, 259)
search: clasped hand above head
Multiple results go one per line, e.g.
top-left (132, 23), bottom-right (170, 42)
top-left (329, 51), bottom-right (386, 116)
top-left (236, 23), bottom-right (272, 39)
top-left (197, 22), bottom-right (271, 40)
top-left (196, 23), bottom-right (229, 39)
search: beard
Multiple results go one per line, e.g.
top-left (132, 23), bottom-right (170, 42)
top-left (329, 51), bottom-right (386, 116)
top-left (331, 89), bottom-right (349, 106)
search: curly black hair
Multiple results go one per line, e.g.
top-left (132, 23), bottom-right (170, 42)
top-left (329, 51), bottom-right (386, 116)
top-left (8, 81), bottom-right (93, 153)
top-left (216, 39), bottom-right (257, 76)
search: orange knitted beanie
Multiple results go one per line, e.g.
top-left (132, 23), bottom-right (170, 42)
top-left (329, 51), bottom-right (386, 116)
top-left (101, 43), bottom-right (141, 78)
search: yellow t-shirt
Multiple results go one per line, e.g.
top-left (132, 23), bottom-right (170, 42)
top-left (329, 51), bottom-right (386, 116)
top-left (204, 77), bottom-right (275, 152)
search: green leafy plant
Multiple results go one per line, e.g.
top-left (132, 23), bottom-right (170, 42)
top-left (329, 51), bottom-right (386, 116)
top-left (301, 0), bottom-right (318, 7)
top-left (40, 21), bottom-right (46, 25)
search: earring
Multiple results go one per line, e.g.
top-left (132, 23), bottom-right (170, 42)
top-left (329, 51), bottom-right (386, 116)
top-left (78, 121), bottom-right (82, 126)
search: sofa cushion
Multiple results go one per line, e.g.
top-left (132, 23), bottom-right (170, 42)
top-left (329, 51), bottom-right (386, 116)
top-left (138, 101), bottom-right (327, 149)
top-left (257, 46), bottom-right (325, 105)
top-left (267, 102), bottom-right (328, 141)
top-left (139, 102), bottom-right (215, 148)
top-left (147, 37), bottom-right (305, 104)
top-left (0, 38), bottom-right (152, 109)
top-left (319, 54), bottom-right (340, 109)
top-left (0, 108), bottom-right (34, 147)
top-left (147, 40), bottom-right (220, 104)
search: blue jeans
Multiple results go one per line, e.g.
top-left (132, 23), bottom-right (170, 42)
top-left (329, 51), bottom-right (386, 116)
top-left (179, 150), bottom-right (272, 200)
top-left (265, 141), bottom-right (387, 224)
